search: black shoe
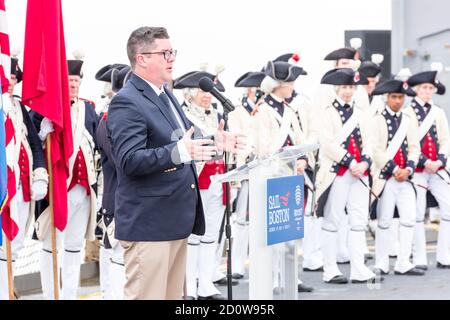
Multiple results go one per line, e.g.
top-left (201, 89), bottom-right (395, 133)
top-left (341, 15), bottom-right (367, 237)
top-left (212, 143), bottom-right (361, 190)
top-left (197, 294), bottom-right (226, 300)
top-left (298, 283), bottom-right (314, 292)
top-left (184, 296), bottom-right (196, 300)
top-left (303, 266), bottom-right (324, 272)
top-left (337, 260), bottom-right (350, 265)
top-left (232, 273), bottom-right (244, 280)
top-left (373, 268), bottom-right (389, 275)
top-left (365, 253), bottom-right (374, 260)
top-left (213, 277), bottom-right (239, 286)
top-left (437, 262), bottom-right (450, 269)
top-left (394, 267), bottom-right (425, 276)
top-left (351, 276), bottom-right (384, 284)
top-left (415, 264), bottom-right (428, 271)
top-left (325, 275), bottom-right (348, 284)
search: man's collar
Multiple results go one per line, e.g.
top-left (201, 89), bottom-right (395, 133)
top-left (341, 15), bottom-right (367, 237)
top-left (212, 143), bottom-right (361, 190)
top-left (385, 105), bottom-right (401, 117)
top-left (135, 73), bottom-right (164, 95)
top-left (269, 93), bottom-right (284, 103)
top-left (336, 96), bottom-right (353, 107)
top-left (414, 96), bottom-right (433, 107)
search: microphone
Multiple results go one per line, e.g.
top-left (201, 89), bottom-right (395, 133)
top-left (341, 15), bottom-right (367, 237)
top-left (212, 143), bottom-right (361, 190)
top-left (199, 77), bottom-right (235, 113)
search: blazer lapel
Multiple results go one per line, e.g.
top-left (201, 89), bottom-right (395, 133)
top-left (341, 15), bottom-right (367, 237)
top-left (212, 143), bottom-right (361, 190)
top-left (165, 88), bottom-right (192, 129)
top-left (130, 74), bottom-right (179, 131)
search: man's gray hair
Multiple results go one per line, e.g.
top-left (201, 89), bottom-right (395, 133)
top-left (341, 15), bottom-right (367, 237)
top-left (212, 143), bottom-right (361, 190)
top-left (127, 26), bottom-right (169, 69)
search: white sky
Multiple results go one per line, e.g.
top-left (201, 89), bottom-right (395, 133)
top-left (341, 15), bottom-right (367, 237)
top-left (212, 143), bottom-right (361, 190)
top-left (6, 0), bottom-right (391, 106)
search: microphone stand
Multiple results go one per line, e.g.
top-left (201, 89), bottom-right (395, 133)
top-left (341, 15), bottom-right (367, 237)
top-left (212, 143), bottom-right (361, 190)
top-left (220, 102), bottom-right (234, 300)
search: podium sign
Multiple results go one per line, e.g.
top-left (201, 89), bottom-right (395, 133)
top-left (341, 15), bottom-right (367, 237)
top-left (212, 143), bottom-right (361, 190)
top-left (266, 175), bottom-right (304, 246)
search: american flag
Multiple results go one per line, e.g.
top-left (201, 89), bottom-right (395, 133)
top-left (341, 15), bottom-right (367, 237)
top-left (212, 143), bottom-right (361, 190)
top-left (0, 0), bottom-right (19, 242)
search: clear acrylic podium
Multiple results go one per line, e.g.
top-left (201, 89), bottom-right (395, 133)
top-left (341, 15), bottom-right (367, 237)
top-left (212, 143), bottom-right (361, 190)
top-left (212, 144), bottom-right (319, 300)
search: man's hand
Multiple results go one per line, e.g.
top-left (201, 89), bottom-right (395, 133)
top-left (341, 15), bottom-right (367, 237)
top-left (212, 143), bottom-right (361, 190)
top-left (394, 168), bottom-right (410, 182)
top-left (38, 117), bottom-right (54, 142)
top-left (182, 127), bottom-right (218, 161)
top-left (425, 160), bottom-right (442, 174)
top-left (351, 161), bottom-right (368, 178)
top-left (297, 159), bottom-right (308, 174)
top-left (31, 180), bottom-right (48, 201)
top-left (214, 119), bottom-right (247, 154)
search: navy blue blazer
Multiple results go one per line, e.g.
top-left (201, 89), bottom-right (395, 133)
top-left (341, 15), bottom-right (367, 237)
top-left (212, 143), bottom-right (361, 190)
top-left (107, 73), bottom-right (205, 241)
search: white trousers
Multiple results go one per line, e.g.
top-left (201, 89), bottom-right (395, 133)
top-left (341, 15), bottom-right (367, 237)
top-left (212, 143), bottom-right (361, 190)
top-left (99, 245), bottom-right (112, 300)
top-left (301, 184), bottom-right (323, 270)
top-left (40, 185), bottom-right (90, 300)
top-left (231, 180), bottom-right (249, 276)
top-left (0, 186), bottom-right (30, 299)
top-left (322, 171), bottom-right (374, 281)
top-left (414, 171), bottom-right (450, 265)
top-left (375, 179), bottom-right (415, 273)
top-left (186, 181), bottom-right (224, 297)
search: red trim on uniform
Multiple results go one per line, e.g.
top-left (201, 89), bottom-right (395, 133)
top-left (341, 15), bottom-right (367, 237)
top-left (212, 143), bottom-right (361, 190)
top-left (68, 149), bottom-right (91, 195)
top-left (337, 137), bottom-right (368, 176)
top-left (19, 144), bottom-right (31, 202)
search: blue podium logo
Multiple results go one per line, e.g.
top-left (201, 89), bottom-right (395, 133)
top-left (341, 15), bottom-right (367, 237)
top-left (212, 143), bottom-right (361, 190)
top-left (266, 175), bottom-right (304, 246)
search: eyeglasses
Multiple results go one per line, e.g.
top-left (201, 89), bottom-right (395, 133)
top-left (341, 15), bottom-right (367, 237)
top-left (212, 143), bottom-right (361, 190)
top-left (140, 50), bottom-right (177, 61)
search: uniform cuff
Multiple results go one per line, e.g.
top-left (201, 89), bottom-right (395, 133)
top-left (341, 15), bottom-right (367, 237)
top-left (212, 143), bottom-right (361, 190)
top-left (32, 167), bottom-right (49, 184)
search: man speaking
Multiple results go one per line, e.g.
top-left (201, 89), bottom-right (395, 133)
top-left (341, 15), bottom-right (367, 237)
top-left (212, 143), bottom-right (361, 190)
top-left (107, 26), bottom-right (245, 300)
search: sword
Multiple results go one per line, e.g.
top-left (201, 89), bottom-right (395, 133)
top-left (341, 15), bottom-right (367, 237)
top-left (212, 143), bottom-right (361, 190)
top-left (435, 170), bottom-right (450, 186)
top-left (358, 177), bottom-right (380, 200)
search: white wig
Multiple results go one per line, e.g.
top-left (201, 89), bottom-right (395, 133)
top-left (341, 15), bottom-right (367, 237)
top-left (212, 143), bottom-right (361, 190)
top-left (260, 75), bottom-right (281, 94)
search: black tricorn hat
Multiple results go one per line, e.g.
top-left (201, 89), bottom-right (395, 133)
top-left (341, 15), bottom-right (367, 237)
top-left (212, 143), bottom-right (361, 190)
top-left (173, 71), bottom-right (225, 92)
top-left (95, 64), bottom-right (128, 83)
top-left (68, 60), bottom-right (84, 77)
top-left (324, 47), bottom-right (358, 61)
top-left (263, 61), bottom-right (306, 82)
top-left (234, 71), bottom-right (265, 88)
top-left (358, 60), bottom-right (381, 78)
top-left (320, 68), bottom-right (369, 85)
top-left (111, 66), bottom-right (132, 93)
top-left (11, 57), bottom-right (22, 83)
top-left (372, 79), bottom-right (416, 96)
top-left (407, 71), bottom-right (446, 95)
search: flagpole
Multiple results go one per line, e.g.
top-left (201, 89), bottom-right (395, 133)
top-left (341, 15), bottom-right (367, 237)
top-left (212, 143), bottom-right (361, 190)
top-left (46, 136), bottom-right (59, 300)
top-left (5, 237), bottom-right (14, 300)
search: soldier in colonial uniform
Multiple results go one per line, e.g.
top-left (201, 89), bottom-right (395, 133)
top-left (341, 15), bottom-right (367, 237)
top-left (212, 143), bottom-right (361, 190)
top-left (173, 70), bottom-right (227, 300)
top-left (227, 71), bottom-right (264, 280)
top-left (0, 56), bottom-right (48, 299)
top-left (358, 55), bottom-right (385, 116)
top-left (33, 55), bottom-right (99, 299)
top-left (370, 79), bottom-right (425, 276)
top-left (252, 60), bottom-right (313, 292)
top-left (273, 53), bottom-right (324, 277)
top-left (315, 68), bottom-right (381, 284)
top-left (312, 47), bottom-right (370, 266)
top-left (313, 47), bottom-right (370, 113)
top-left (95, 65), bottom-right (132, 300)
top-left (404, 71), bottom-right (450, 270)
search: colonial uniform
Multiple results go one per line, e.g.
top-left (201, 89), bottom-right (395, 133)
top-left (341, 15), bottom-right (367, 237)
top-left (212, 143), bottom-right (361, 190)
top-left (312, 48), bottom-right (369, 265)
top-left (277, 55), bottom-right (325, 275)
top-left (94, 65), bottom-right (131, 300)
top-left (252, 60), bottom-right (309, 292)
top-left (405, 71), bottom-right (450, 269)
top-left (228, 71), bottom-right (263, 279)
top-left (0, 57), bottom-right (48, 299)
top-left (34, 59), bottom-right (99, 299)
top-left (173, 71), bottom-right (227, 300)
top-left (370, 79), bottom-right (424, 275)
top-left (315, 68), bottom-right (378, 283)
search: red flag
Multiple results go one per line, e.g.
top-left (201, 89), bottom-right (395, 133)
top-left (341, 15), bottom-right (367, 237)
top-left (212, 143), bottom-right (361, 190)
top-left (0, 0), bottom-right (19, 241)
top-left (22, 0), bottom-right (73, 232)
